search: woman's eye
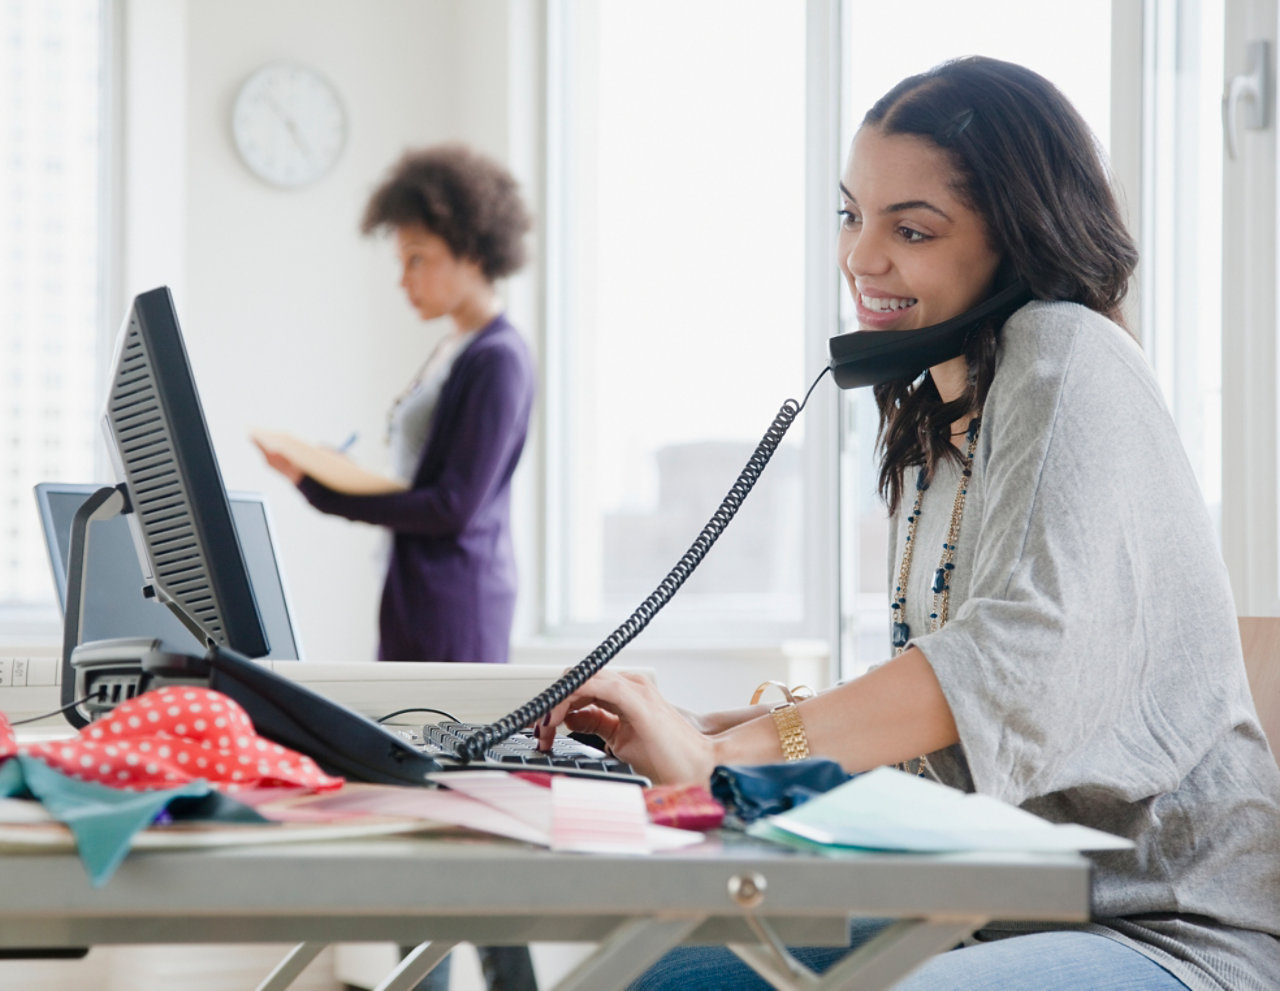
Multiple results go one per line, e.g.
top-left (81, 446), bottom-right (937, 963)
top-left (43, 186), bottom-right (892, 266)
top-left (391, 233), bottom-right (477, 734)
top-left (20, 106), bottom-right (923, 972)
top-left (898, 227), bottom-right (928, 243)
top-left (838, 209), bottom-right (859, 229)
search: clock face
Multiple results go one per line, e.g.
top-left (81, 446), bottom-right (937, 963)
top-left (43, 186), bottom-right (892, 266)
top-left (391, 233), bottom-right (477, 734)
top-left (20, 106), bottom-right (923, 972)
top-left (232, 63), bottom-right (347, 189)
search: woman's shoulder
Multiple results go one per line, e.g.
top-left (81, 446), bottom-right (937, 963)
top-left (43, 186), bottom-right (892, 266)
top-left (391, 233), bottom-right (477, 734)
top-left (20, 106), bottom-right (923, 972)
top-left (996, 300), bottom-right (1147, 387)
top-left (459, 314), bottom-right (533, 365)
top-left (451, 314), bottom-right (536, 395)
top-left (1002, 299), bottom-right (1136, 354)
top-left (988, 299), bottom-right (1167, 437)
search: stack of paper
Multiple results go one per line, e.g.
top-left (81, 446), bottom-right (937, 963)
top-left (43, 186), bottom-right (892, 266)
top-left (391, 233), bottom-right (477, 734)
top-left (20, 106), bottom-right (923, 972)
top-left (748, 767), bottom-right (1133, 854)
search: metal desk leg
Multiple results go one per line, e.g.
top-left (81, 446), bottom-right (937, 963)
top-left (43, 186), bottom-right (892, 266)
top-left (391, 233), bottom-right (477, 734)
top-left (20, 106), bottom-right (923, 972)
top-left (550, 915), bottom-right (708, 991)
top-left (730, 916), bottom-right (985, 991)
top-left (255, 942), bottom-right (327, 991)
top-left (372, 941), bottom-right (459, 991)
top-left (811, 917), bottom-right (985, 991)
top-left (728, 916), bottom-right (821, 990)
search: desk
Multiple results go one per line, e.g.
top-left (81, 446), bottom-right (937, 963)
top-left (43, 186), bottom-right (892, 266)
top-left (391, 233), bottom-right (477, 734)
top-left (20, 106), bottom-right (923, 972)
top-left (0, 830), bottom-right (1092, 991)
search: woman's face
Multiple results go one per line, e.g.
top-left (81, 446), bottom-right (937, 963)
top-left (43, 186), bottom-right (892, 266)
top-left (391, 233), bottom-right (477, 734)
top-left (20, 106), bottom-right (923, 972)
top-left (838, 126), bottom-right (1002, 332)
top-left (395, 225), bottom-right (486, 322)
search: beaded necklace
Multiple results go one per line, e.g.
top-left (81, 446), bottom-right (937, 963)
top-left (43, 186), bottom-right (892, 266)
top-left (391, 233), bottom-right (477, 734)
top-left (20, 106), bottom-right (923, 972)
top-left (890, 417), bottom-right (980, 777)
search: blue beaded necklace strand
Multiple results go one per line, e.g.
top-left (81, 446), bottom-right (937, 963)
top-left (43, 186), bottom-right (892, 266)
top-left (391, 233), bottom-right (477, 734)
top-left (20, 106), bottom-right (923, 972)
top-left (891, 416), bottom-right (981, 653)
top-left (889, 416), bottom-right (980, 779)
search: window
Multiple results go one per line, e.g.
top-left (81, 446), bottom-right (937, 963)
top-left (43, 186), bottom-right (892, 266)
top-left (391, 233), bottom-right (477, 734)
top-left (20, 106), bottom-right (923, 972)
top-left (1141, 0), bottom-right (1224, 529)
top-left (0, 0), bottom-right (108, 626)
top-left (543, 0), bottom-right (835, 643)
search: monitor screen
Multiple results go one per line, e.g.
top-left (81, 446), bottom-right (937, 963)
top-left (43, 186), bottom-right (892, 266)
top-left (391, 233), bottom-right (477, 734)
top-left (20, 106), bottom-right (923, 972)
top-left (35, 482), bottom-right (302, 660)
top-left (101, 286), bottom-right (269, 656)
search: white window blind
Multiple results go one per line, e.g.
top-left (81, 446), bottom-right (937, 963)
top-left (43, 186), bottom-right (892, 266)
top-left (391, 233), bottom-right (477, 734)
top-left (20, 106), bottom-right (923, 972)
top-left (0, 0), bottom-right (106, 621)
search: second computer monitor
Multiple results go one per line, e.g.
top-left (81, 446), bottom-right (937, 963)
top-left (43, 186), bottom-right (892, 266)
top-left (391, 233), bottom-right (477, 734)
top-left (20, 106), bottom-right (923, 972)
top-left (34, 482), bottom-right (303, 661)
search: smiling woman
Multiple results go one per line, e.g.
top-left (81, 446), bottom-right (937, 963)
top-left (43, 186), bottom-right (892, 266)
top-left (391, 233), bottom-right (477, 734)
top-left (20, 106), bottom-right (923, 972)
top-left (838, 129), bottom-right (1003, 403)
top-left (538, 56), bottom-right (1280, 991)
top-left (835, 0), bottom-right (1122, 674)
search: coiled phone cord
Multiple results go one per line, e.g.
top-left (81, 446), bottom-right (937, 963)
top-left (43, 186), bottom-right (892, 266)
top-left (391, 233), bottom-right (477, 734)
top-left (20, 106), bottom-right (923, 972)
top-left (454, 365), bottom-right (831, 762)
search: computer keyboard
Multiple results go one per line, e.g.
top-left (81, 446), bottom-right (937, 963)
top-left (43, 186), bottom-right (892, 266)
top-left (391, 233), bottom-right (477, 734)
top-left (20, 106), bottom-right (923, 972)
top-left (416, 721), bottom-right (649, 786)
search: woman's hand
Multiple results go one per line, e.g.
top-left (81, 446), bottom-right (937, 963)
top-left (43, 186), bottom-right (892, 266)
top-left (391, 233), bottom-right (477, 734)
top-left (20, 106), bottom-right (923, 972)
top-left (535, 671), bottom-right (717, 786)
top-left (253, 438), bottom-right (305, 485)
top-left (534, 648), bottom-right (960, 785)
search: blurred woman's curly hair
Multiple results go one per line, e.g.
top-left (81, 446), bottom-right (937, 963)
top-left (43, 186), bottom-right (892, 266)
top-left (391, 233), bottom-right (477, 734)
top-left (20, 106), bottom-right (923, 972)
top-left (362, 143), bottom-right (531, 281)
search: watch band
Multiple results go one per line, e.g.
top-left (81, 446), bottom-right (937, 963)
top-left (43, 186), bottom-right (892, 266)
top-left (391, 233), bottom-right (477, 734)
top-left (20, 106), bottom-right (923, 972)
top-left (769, 701), bottom-right (810, 762)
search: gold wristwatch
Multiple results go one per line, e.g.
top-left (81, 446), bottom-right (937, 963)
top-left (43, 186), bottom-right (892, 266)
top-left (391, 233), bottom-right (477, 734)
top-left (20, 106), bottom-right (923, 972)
top-left (751, 681), bottom-right (812, 762)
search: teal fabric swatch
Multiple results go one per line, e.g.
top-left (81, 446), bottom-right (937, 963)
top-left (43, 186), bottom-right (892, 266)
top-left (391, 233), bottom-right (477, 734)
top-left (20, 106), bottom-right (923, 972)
top-left (0, 756), bottom-right (268, 886)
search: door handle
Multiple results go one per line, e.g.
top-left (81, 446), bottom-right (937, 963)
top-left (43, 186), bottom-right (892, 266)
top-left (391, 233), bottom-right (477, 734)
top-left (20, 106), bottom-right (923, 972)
top-left (1223, 39), bottom-right (1271, 160)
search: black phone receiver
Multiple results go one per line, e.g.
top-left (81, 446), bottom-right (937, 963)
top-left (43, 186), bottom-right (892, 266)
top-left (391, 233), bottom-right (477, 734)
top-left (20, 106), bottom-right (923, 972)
top-left (828, 280), bottom-right (1033, 389)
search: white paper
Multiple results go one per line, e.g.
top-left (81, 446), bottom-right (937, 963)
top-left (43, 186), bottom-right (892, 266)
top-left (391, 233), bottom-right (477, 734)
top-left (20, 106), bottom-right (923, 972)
top-left (434, 770), bottom-right (704, 853)
top-left (550, 775), bottom-right (651, 854)
top-left (752, 766), bottom-right (1133, 853)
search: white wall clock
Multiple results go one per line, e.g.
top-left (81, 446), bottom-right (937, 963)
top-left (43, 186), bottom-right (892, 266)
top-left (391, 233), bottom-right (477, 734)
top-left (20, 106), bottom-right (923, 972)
top-left (231, 62), bottom-right (347, 189)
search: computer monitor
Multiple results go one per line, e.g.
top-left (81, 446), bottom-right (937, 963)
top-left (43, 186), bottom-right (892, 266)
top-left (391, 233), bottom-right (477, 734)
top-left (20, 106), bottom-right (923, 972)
top-left (101, 286), bottom-right (269, 655)
top-left (66, 286), bottom-right (445, 784)
top-left (35, 482), bottom-right (303, 660)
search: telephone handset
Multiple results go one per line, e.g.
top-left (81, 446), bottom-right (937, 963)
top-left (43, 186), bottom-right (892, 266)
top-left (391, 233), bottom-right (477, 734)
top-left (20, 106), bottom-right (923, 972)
top-left (455, 282), bottom-right (1034, 762)
top-left (827, 280), bottom-right (1032, 389)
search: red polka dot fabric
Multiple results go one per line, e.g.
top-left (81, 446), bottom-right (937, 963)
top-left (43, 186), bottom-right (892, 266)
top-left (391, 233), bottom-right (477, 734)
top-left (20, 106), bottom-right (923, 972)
top-left (0, 710), bottom-right (15, 762)
top-left (5, 687), bottom-right (342, 793)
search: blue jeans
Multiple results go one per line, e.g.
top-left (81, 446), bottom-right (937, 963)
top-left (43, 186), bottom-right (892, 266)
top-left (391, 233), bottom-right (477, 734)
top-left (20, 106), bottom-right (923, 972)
top-left (630, 921), bottom-right (1191, 990)
top-left (404, 944), bottom-right (538, 991)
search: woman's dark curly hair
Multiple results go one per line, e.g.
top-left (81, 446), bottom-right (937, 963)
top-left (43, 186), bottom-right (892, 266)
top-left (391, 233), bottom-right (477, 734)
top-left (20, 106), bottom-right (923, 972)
top-left (865, 57), bottom-right (1139, 514)
top-left (361, 143), bottom-right (531, 281)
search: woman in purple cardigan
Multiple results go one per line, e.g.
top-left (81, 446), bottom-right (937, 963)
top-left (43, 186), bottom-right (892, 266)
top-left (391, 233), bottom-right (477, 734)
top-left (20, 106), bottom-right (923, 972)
top-left (262, 145), bottom-right (538, 990)
top-left (263, 144), bottom-right (535, 667)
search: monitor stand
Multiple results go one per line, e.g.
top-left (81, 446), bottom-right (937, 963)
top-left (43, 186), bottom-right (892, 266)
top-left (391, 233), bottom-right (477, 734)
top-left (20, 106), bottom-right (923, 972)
top-left (60, 483), bottom-right (132, 727)
top-left (58, 485), bottom-right (446, 785)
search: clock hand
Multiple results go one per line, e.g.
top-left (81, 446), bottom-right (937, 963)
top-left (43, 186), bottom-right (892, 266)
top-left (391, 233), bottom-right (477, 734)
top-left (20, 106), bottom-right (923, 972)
top-left (262, 93), bottom-right (314, 157)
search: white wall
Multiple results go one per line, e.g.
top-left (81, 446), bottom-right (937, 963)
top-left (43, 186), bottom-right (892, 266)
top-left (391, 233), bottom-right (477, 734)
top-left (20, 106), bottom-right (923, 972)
top-left (119, 0), bottom-right (539, 663)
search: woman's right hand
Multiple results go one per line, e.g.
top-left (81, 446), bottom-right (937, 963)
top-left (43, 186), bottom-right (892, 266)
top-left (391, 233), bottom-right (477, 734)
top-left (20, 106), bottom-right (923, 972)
top-left (534, 670), bottom-right (717, 786)
top-left (253, 437), bottom-right (304, 485)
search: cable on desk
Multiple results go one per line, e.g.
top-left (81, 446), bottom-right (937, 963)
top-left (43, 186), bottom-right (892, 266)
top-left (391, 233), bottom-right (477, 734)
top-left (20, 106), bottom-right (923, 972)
top-left (376, 706), bottom-right (460, 724)
top-left (8, 692), bottom-right (100, 726)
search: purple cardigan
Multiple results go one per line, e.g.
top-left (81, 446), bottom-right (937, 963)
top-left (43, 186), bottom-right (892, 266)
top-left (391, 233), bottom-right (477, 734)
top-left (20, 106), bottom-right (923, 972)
top-left (299, 315), bottom-right (535, 663)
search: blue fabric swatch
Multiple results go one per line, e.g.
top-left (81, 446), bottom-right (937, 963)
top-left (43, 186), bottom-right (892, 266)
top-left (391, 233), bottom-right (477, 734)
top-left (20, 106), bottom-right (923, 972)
top-left (710, 757), bottom-right (855, 824)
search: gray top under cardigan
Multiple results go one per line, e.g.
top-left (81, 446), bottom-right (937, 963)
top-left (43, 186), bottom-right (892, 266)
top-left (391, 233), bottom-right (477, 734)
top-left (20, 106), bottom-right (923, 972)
top-left (889, 301), bottom-right (1280, 991)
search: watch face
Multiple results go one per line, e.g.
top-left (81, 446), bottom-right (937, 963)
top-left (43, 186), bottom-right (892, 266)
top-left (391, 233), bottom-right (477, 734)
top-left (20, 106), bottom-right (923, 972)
top-left (232, 63), bottom-right (346, 188)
